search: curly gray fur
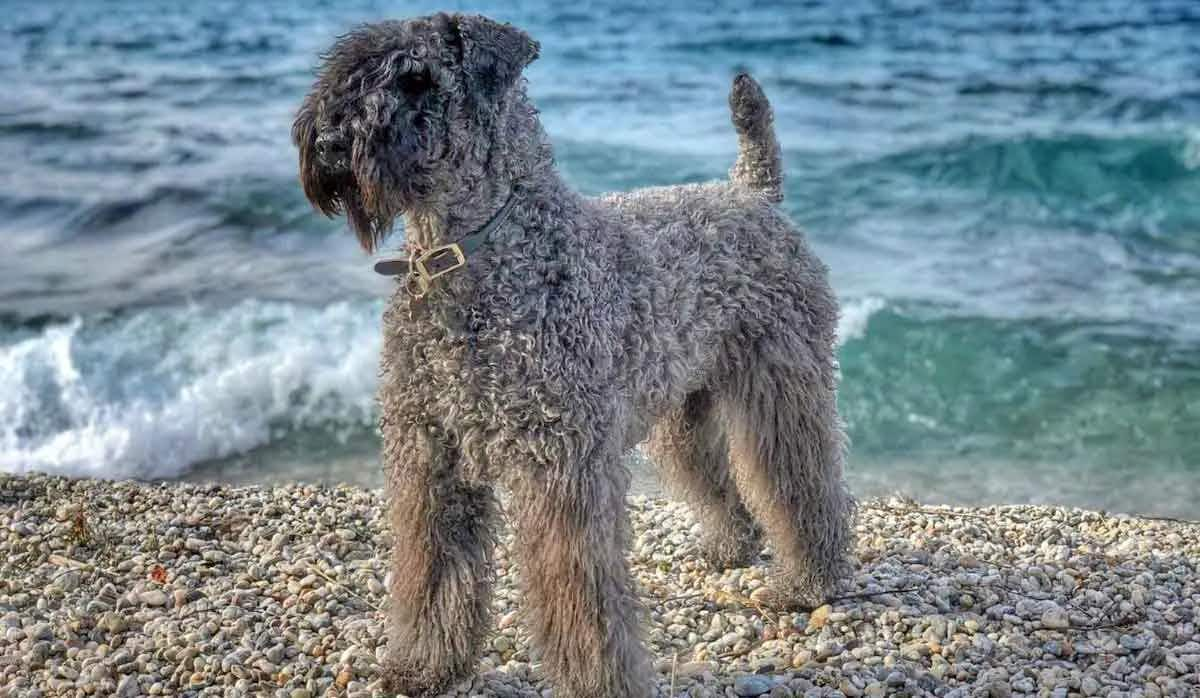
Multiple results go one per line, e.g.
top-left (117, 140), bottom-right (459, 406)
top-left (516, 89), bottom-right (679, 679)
top-left (295, 13), bottom-right (855, 698)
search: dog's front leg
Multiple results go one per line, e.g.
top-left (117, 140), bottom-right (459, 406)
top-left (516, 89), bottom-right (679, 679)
top-left (381, 424), bottom-right (497, 697)
top-left (505, 445), bottom-right (652, 698)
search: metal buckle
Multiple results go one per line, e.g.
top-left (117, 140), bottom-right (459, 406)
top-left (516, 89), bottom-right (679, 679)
top-left (407, 243), bottom-right (466, 298)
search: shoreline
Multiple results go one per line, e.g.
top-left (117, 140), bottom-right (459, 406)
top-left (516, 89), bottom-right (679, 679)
top-left (1, 473), bottom-right (1197, 697)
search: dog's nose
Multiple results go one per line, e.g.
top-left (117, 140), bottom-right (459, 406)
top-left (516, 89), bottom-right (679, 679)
top-left (315, 133), bottom-right (348, 168)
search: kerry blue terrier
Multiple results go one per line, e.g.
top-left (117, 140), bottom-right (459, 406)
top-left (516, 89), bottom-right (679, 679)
top-left (293, 13), bottom-right (855, 697)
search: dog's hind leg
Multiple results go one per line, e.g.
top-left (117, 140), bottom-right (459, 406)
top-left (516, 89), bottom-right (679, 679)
top-left (720, 329), bottom-right (855, 608)
top-left (646, 388), bottom-right (761, 569)
top-left (506, 440), bottom-right (652, 698)
top-left (381, 425), bottom-right (496, 697)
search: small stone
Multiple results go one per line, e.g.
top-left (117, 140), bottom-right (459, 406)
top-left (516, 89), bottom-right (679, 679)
top-left (750, 655), bottom-right (787, 673)
top-left (498, 610), bottom-right (519, 629)
top-left (734, 674), bottom-right (774, 696)
top-left (1041, 606), bottom-right (1070, 630)
top-left (26, 623), bottom-right (53, 642)
top-left (139, 590), bottom-right (168, 607)
top-left (748, 587), bottom-right (775, 606)
top-left (807, 605), bottom-right (832, 631)
top-left (59, 570), bottom-right (80, 592)
top-left (115, 675), bottom-right (141, 697)
top-left (676, 662), bottom-right (714, 679)
top-left (1164, 653), bottom-right (1188, 675)
top-left (100, 612), bottom-right (128, 634)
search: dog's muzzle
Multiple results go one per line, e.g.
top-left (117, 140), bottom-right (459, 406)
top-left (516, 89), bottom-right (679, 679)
top-left (314, 133), bottom-right (350, 171)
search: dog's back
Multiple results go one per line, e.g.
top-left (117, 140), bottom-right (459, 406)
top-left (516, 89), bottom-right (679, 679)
top-left (587, 76), bottom-right (833, 438)
top-left (597, 72), bottom-right (802, 284)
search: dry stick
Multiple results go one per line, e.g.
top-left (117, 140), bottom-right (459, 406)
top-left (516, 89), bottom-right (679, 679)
top-left (308, 563), bottom-right (383, 613)
top-left (300, 567), bottom-right (385, 667)
top-left (662, 579), bottom-right (1147, 636)
top-left (657, 585), bottom-right (924, 611)
top-left (867, 502), bottom-right (1200, 527)
top-left (669, 651), bottom-right (678, 695)
top-left (48, 553), bottom-right (119, 579)
top-left (1137, 514), bottom-right (1200, 527)
top-left (900, 500), bottom-right (1151, 634)
top-left (862, 503), bottom-right (1001, 522)
top-left (658, 591), bottom-right (708, 604)
top-left (819, 586), bottom-right (925, 607)
top-left (654, 503), bottom-right (1166, 654)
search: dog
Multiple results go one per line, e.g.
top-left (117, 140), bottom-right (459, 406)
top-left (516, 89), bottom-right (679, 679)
top-left (293, 13), bottom-right (854, 697)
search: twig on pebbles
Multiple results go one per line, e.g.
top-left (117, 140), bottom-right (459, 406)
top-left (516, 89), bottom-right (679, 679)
top-left (1138, 514), bottom-right (1200, 526)
top-left (308, 564), bottom-right (383, 613)
top-left (863, 502), bottom-right (1009, 523)
top-left (47, 553), bottom-right (118, 579)
top-left (818, 586), bottom-right (925, 607)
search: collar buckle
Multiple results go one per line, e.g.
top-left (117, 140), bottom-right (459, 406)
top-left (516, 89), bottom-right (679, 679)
top-left (408, 243), bottom-right (465, 297)
top-left (373, 183), bottom-right (524, 299)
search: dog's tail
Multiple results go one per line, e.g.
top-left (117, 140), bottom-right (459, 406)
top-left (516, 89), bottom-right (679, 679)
top-left (728, 73), bottom-right (783, 203)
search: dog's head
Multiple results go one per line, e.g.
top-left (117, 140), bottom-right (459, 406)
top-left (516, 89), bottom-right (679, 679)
top-left (293, 14), bottom-right (539, 252)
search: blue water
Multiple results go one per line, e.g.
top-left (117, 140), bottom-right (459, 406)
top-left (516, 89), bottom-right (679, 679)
top-left (2, 1), bottom-right (1198, 517)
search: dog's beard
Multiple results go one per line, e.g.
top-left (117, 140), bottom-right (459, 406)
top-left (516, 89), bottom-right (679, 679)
top-left (342, 165), bottom-right (438, 252)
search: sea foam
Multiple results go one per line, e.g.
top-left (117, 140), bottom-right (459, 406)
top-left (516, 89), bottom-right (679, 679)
top-left (0, 300), bottom-right (380, 480)
top-left (1, 294), bottom-right (882, 481)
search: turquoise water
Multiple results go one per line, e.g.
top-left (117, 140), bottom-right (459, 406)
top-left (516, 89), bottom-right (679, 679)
top-left (1, 1), bottom-right (1198, 516)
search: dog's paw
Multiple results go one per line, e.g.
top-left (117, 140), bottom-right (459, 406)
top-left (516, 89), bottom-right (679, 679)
top-left (695, 521), bottom-right (762, 571)
top-left (380, 662), bottom-right (455, 698)
top-left (696, 533), bottom-right (760, 571)
top-left (746, 570), bottom-right (834, 612)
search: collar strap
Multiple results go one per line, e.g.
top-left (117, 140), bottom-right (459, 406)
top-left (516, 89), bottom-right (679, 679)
top-left (373, 186), bottom-right (522, 294)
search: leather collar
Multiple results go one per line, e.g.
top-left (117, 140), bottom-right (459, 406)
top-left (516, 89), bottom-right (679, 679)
top-left (373, 186), bottom-right (522, 283)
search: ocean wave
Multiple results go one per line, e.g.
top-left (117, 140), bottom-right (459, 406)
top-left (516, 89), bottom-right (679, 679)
top-left (0, 293), bottom-right (888, 481)
top-left (836, 306), bottom-right (1200, 463)
top-left (873, 132), bottom-right (1200, 199)
top-left (837, 297), bottom-right (885, 345)
top-left (667, 33), bottom-right (859, 54)
top-left (0, 120), bottom-right (106, 140)
top-left (956, 79), bottom-right (1109, 99)
top-left (0, 301), bottom-right (381, 480)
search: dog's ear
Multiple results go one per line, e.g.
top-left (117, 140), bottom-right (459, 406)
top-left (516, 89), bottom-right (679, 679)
top-left (450, 14), bottom-right (539, 101)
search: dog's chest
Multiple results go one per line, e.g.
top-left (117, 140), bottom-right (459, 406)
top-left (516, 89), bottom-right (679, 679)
top-left (379, 296), bottom-right (567, 449)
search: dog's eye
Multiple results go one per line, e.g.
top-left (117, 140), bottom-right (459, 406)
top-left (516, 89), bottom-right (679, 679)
top-left (397, 72), bottom-right (431, 96)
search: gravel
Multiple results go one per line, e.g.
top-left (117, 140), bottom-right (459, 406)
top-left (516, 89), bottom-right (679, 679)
top-left (1, 473), bottom-right (1197, 697)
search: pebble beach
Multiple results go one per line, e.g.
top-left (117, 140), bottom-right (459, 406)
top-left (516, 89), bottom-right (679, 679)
top-left (1, 473), bottom-right (1197, 698)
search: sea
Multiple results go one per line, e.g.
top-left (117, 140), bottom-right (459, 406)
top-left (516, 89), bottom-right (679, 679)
top-left (2, 0), bottom-right (1198, 517)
